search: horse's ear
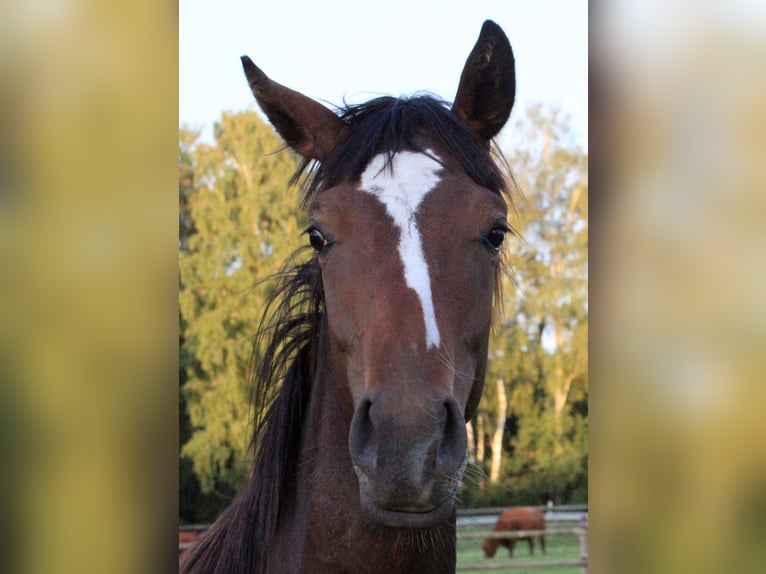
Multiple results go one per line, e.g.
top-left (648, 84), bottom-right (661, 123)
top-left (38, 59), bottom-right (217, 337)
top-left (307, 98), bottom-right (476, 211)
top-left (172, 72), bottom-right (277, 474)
top-left (241, 56), bottom-right (347, 162)
top-left (452, 20), bottom-right (515, 142)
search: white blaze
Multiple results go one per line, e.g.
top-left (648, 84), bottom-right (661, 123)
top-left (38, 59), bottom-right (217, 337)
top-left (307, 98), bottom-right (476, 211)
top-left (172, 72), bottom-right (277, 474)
top-left (360, 150), bottom-right (442, 349)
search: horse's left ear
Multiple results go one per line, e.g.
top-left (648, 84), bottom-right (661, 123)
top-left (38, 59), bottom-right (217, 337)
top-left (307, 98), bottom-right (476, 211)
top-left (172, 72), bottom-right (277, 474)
top-left (452, 20), bottom-right (516, 142)
top-left (241, 56), bottom-right (347, 162)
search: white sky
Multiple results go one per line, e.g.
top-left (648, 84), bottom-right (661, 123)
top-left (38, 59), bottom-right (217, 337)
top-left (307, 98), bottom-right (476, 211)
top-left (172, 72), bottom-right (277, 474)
top-left (180, 0), bottom-right (588, 153)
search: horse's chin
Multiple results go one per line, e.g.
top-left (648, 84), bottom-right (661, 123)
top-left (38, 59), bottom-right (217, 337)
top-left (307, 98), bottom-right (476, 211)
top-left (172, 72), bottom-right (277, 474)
top-left (358, 490), bottom-right (455, 529)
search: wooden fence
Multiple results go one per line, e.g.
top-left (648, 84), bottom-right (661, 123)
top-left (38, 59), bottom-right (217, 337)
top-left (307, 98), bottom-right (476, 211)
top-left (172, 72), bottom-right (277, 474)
top-left (180, 506), bottom-right (589, 571)
top-left (457, 504), bottom-right (588, 517)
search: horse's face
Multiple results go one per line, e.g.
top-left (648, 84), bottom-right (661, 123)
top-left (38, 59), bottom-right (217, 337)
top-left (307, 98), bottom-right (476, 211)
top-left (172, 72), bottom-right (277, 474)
top-left (243, 21), bottom-right (515, 528)
top-left (308, 148), bottom-right (507, 526)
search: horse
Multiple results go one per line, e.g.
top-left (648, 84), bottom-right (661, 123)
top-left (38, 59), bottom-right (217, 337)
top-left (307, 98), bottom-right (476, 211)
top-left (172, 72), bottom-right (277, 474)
top-left (180, 20), bottom-right (516, 574)
top-left (179, 530), bottom-right (201, 560)
top-left (483, 507), bottom-right (547, 558)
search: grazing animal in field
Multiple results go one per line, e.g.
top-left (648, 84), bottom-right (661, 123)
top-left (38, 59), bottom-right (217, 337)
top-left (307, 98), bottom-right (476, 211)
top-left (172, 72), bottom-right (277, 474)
top-left (181, 19), bottom-right (518, 574)
top-left (483, 507), bottom-right (547, 558)
top-left (178, 531), bottom-right (201, 560)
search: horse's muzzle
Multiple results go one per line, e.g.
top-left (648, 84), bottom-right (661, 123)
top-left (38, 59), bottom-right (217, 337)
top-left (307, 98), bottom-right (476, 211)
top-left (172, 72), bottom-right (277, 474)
top-left (348, 392), bottom-right (467, 528)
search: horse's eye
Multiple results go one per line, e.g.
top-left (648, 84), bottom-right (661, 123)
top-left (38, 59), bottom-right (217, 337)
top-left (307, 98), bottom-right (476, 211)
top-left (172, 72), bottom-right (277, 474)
top-left (307, 228), bottom-right (327, 252)
top-left (486, 227), bottom-right (507, 251)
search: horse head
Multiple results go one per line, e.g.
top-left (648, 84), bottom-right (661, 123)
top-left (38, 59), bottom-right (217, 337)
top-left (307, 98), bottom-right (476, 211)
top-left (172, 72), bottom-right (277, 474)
top-left (242, 20), bottom-right (515, 530)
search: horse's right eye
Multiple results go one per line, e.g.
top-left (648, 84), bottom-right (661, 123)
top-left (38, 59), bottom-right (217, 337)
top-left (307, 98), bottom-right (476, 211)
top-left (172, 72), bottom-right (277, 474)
top-left (307, 228), bottom-right (327, 252)
top-left (485, 226), bottom-right (508, 252)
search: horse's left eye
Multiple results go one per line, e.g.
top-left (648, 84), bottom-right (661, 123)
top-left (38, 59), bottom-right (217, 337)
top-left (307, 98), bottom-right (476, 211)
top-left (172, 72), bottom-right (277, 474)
top-left (307, 228), bottom-right (328, 252)
top-left (486, 227), bottom-right (507, 251)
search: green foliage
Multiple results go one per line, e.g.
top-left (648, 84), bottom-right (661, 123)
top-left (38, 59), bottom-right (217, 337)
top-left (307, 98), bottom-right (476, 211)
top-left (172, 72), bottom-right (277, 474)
top-left (179, 111), bottom-right (301, 503)
top-left (464, 104), bottom-right (588, 506)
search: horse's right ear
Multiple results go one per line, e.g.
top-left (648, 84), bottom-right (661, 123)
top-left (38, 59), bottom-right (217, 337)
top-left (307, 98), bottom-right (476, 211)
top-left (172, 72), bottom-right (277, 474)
top-left (241, 56), bottom-right (347, 162)
top-left (452, 20), bottom-right (515, 142)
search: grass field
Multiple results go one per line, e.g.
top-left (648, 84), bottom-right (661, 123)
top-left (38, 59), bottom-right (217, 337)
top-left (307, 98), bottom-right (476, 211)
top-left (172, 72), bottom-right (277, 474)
top-left (456, 524), bottom-right (584, 574)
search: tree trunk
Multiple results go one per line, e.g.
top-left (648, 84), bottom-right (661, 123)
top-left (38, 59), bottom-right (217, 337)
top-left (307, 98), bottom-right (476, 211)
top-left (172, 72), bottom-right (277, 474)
top-left (552, 371), bottom-right (577, 454)
top-left (466, 421), bottom-right (475, 463)
top-left (476, 413), bottom-right (485, 464)
top-left (489, 378), bottom-right (507, 484)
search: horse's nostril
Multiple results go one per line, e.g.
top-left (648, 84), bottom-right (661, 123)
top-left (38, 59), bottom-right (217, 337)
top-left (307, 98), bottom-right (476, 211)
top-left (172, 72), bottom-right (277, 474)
top-left (349, 397), bottom-right (376, 473)
top-left (437, 398), bottom-right (468, 473)
top-left (443, 399), bottom-right (455, 432)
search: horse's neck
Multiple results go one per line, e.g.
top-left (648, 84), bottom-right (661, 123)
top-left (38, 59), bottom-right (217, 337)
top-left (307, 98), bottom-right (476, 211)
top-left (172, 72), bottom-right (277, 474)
top-left (272, 331), bottom-right (457, 574)
top-left (269, 339), bottom-right (363, 571)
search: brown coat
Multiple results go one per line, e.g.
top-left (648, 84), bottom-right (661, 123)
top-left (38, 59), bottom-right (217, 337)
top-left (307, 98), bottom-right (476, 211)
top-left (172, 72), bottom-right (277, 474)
top-left (483, 507), bottom-right (546, 558)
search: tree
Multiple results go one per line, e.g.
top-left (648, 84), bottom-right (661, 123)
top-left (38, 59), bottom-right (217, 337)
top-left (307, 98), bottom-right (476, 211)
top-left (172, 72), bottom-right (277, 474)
top-left (470, 104), bottom-right (588, 504)
top-left (179, 111), bottom-right (301, 503)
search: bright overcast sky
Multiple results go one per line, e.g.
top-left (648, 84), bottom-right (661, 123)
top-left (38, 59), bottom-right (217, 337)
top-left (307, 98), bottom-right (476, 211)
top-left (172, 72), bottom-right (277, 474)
top-left (180, 0), bottom-right (588, 153)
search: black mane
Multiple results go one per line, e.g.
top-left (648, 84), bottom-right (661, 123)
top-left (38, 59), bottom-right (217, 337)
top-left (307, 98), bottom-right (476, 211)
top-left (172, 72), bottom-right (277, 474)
top-left (181, 94), bottom-right (513, 574)
top-left (294, 95), bottom-right (512, 206)
top-left (180, 255), bottom-right (323, 574)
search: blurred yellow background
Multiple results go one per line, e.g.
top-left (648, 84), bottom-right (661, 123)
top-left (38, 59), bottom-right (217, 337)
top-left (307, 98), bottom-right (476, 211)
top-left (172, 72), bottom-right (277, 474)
top-left (1, 1), bottom-right (178, 573)
top-left (593, 2), bottom-right (766, 572)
